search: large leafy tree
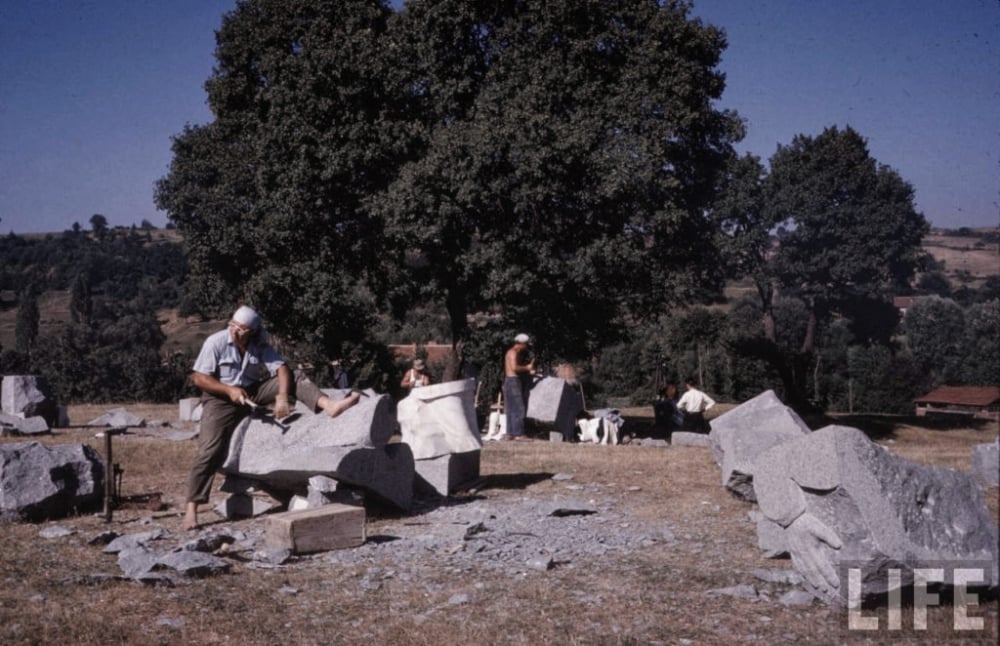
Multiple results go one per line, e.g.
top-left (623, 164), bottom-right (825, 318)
top-left (156, 0), bottom-right (411, 360)
top-left (379, 0), bottom-right (741, 372)
top-left (714, 126), bottom-right (928, 408)
top-left (157, 0), bottom-right (741, 372)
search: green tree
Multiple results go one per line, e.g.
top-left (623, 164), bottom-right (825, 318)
top-left (960, 298), bottom-right (1000, 386)
top-left (903, 295), bottom-right (965, 386)
top-left (156, 0), bottom-right (408, 364)
top-left (89, 213), bottom-right (108, 239)
top-left (15, 285), bottom-right (39, 354)
top-left (380, 0), bottom-right (740, 374)
top-left (70, 271), bottom-right (93, 325)
top-left (714, 126), bottom-right (928, 409)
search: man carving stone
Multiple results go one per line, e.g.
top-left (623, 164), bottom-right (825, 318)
top-left (184, 305), bottom-right (360, 530)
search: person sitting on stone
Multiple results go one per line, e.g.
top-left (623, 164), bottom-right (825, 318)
top-left (184, 305), bottom-right (360, 531)
top-left (653, 382), bottom-right (683, 436)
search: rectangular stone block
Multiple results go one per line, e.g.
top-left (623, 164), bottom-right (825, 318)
top-left (414, 450), bottom-right (480, 496)
top-left (264, 503), bottom-right (366, 554)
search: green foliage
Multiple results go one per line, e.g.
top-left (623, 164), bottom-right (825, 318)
top-left (15, 284), bottom-right (39, 354)
top-left (961, 299), bottom-right (1000, 385)
top-left (0, 232), bottom-right (191, 403)
top-left (712, 126), bottom-right (929, 410)
top-left (157, 0), bottom-right (742, 376)
top-left (156, 0), bottom-right (409, 357)
top-left (845, 345), bottom-right (924, 414)
top-left (904, 296), bottom-right (966, 384)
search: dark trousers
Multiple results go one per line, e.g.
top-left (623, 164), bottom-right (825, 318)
top-left (682, 410), bottom-right (709, 433)
top-left (186, 374), bottom-right (326, 504)
top-left (503, 375), bottom-right (530, 437)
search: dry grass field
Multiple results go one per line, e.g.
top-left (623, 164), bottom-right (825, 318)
top-left (1, 403), bottom-right (997, 645)
top-left (922, 231), bottom-right (999, 288)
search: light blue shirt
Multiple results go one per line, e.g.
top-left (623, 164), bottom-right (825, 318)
top-left (192, 328), bottom-right (285, 388)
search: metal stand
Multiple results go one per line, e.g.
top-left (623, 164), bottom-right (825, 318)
top-left (96, 426), bottom-right (127, 522)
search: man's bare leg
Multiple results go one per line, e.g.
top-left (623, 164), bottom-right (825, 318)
top-left (184, 501), bottom-right (199, 531)
top-left (318, 392), bottom-right (361, 417)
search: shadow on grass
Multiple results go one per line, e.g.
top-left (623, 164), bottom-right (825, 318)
top-left (474, 472), bottom-right (555, 491)
top-left (805, 412), bottom-right (997, 440)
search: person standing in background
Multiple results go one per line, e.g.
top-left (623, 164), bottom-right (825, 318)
top-left (502, 333), bottom-right (535, 442)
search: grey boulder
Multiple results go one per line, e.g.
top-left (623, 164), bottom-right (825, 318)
top-left (0, 441), bottom-right (104, 521)
top-left (708, 390), bottom-right (811, 501)
top-left (752, 425), bottom-right (999, 604)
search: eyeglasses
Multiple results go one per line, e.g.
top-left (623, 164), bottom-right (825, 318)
top-left (229, 321), bottom-right (253, 336)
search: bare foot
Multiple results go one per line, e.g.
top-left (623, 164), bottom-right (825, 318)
top-left (323, 392), bottom-right (361, 418)
top-left (183, 502), bottom-right (199, 531)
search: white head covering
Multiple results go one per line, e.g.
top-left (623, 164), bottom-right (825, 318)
top-left (232, 305), bottom-right (262, 331)
top-left (514, 333), bottom-right (530, 344)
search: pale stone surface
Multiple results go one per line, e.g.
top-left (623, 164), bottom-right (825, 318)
top-left (0, 441), bottom-right (104, 521)
top-left (670, 432), bottom-right (712, 448)
top-left (221, 397), bottom-right (414, 510)
top-left (748, 510), bottom-right (788, 558)
top-left (752, 425), bottom-right (999, 603)
top-left (87, 407), bottom-right (146, 428)
top-left (971, 439), bottom-right (999, 487)
top-left (708, 390), bottom-right (811, 501)
top-left (398, 379), bottom-right (482, 460)
top-left (178, 398), bottom-right (203, 422)
top-left (1, 375), bottom-right (58, 426)
top-left (526, 377), bottom-right (584, 440)
top-left (414, 450), bottom-right (481, 497)
top-left (0, 411), bottom-right (49, 436)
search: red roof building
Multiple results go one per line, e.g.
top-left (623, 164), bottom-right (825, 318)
top-left (914, 385), bottom-right (1000, 420)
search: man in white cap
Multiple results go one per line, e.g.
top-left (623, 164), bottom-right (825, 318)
top-left (502, 333), bottom-right (535, 441)
top-left (184, 305), bottom-right (360, 530)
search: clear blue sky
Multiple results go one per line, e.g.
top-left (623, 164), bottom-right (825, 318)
top-left (1, 0), bottom-right (997, 235)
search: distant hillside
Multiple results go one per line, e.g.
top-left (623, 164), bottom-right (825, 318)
top-left (922, 228), bottom-right (999, 288)
top-left (1, 226), bottom-right (997, 357)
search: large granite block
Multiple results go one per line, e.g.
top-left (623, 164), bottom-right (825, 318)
top-left (752, 425), bottom-right (999, 604)
top-left (708, 390), bottom-right (811, 501)
top-left (414, 450), bottom-right (481, 497)
top-left (526, 377), bottom-right (584, 440)
top-left (1, 375), bottom-right (58, 426)
top-left (398, 379), bottom-right (482, 460)
top-left (0, 441), bottom-right (104, 521)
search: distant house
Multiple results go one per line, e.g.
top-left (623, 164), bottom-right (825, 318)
top-left (389, 342), bottom-right (453, 369)
top-left (893, 295), bottom-right (924, 315)
top-left (914, 386), bottom-right (1000, 420)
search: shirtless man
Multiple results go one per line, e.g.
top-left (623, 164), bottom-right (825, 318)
top-left (502, 333), bottom-right (535, 441)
